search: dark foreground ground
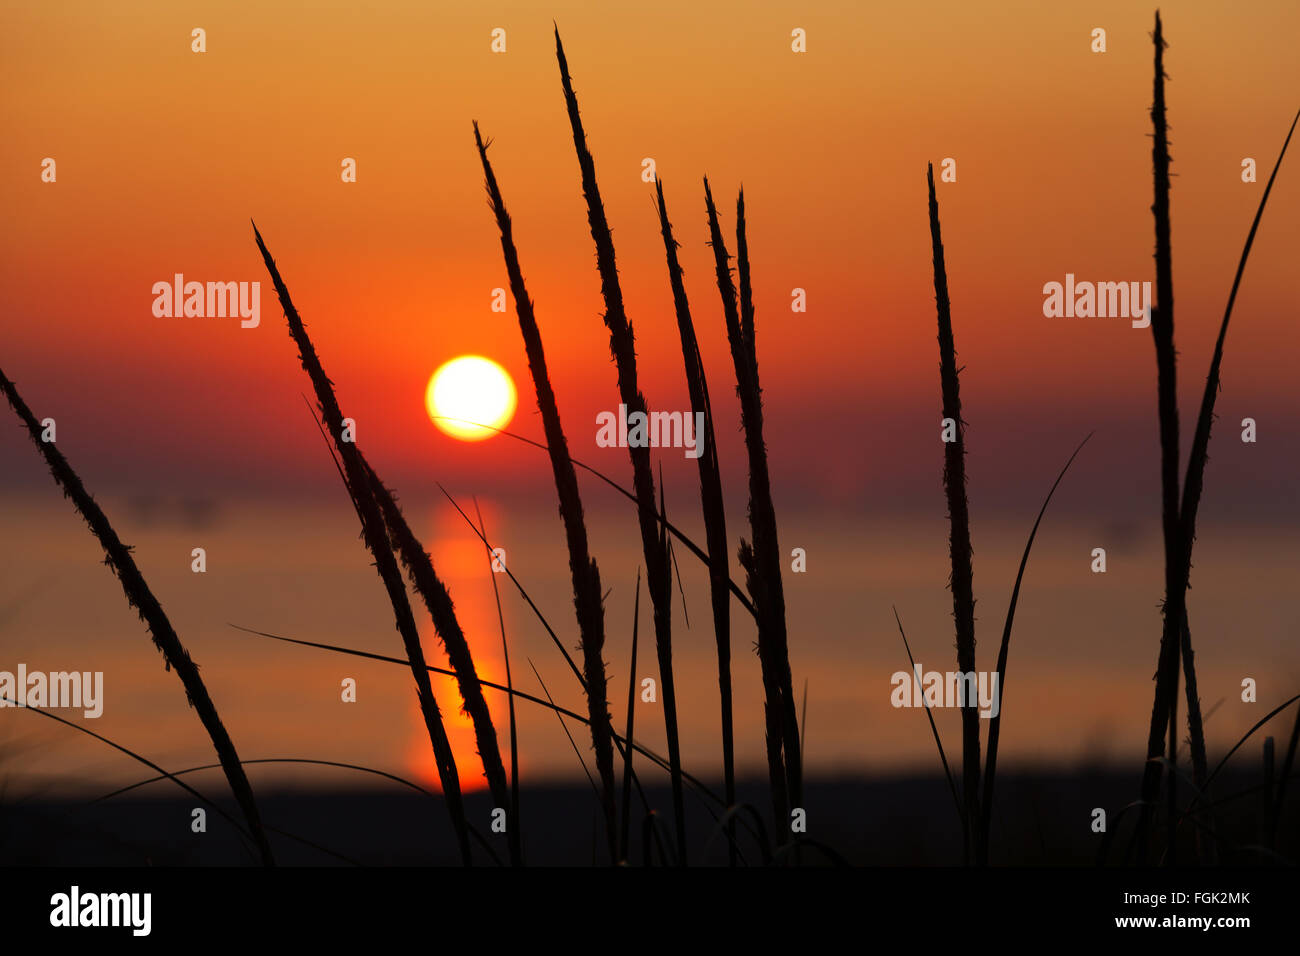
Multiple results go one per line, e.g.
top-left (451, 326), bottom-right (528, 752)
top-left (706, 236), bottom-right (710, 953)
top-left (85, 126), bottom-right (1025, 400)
top-left (2, 767), bottom-right (1295, 866)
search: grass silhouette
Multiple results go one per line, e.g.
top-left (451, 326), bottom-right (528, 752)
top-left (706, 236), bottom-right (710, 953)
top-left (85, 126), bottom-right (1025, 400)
top-left (654, 178), bottom-right (737, 864)
top-left (1135, 11), bottom-right (1299, 864)
top-left (924, 161), bottom-right (981, 864)
top-left (703, 179), bottom-right (800, 839)
top-left (0, 369), bottom-right (276, 866)
top-left (473, 119), bottom-right (620, 862)
top-left (7, 11), bottom-right (1299, 870)
top-left (555, 27), bottom-right (688, 863)
top-left (253, 223), bottom-right (473, 864)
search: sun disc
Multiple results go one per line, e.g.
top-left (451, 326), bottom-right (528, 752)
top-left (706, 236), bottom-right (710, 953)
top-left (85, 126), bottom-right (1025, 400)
top-left (426, 355), bottom-right (517, 441)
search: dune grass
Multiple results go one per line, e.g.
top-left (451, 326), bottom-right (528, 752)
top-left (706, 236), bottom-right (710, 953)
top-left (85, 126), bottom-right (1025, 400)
top-left (703, 179), bottom-right (800, 838)
top-left (654, 178), bottom-right (737, 864)
top-left (252, 223), bottom-right (473, 865)
top-left (919, 167), bottom-right (1094, 866)
top-left (734, 189), bottom-right (803, 821)
top-left (0, 368), bottom-right (276, 866)
top-left (924, 162), bottom-right (981, 864)
top-left (1173, 105), bottom-right (1298, 854)
top-left (1136, 11), bottom-right (1187, 865)
top-left (14, 15), bottom-right (1298, 870)
top-left (554, 28), bottom-right (687, 863)
top-left (1135, 12), bottom-right (1298, 862)
top-left (361, 459), bottom-right (512, 834)
top-left (473, 121), bottom-right (620, 861)
top-left (302, 400), bottom-right (512, 836)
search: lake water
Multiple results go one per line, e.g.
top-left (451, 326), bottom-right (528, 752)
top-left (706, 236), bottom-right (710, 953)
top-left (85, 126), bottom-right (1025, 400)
top-left (2, 491), bottom-right (1296, 798)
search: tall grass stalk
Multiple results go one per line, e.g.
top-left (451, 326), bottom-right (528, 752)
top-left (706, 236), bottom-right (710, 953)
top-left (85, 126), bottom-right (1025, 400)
top-left (925, 162), bottom-right (981, 864)
top-left (654, 178), bottom-right (737, 864)
top-left (702, 178), bottom-right (791, 833)
top-left (473, 122), bottom-right (619, 860)
top-left (301, 338), bottom-right (509, 846)
top-left (735, 189), bottom-right (803, 817)
top-left (0, 368), bottom-right (276, 866)
top-left (554, 29), bottom-right (686, 863)
top-left (360, 457), bottom-right (511, 829)
top-left (252, 223), bottom-right (472, 865)
top-left (1136, 11), bottom-right (1187, 866)
top-left (1133, 13), bottom-right (1298, 862)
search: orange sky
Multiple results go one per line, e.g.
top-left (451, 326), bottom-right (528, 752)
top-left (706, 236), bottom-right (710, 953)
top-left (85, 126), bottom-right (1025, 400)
top-left (2, 0), bottom-right (1298, 518)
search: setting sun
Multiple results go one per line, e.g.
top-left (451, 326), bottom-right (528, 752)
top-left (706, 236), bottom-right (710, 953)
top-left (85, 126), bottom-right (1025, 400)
top-left (425, 355), bottom-right (517, 441)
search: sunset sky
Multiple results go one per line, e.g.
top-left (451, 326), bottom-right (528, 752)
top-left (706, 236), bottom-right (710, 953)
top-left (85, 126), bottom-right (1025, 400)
top-left (3, 0), bottom-right (1297, 514)
top-left (2, 2), bottom-right (1298, 795)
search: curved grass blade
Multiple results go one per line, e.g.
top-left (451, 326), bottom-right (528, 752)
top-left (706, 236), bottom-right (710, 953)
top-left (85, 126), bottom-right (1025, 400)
top-left (225, 622), bottom-right (734, 810)
top-left (1191, 693), bottom-right (1300, 810)
top-left (891, 607), bottom-right (962, 826)
top-left (528, 659), bottom-right (599, 800)
top-left (474, 498), bottom-right (522, 865)
top-left (978, 432), bottom-right (1092, 863)
top-left (3, 694), bottom-right (254, 854)
top-left (92, 757), bottom-right (441, 805)
top-left (1179, 106), bottom-right (1299, 558)
top-left (1176, 105), bottom-right (1298, 811)
top-left (620, 570), bottom-right (641, 862)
